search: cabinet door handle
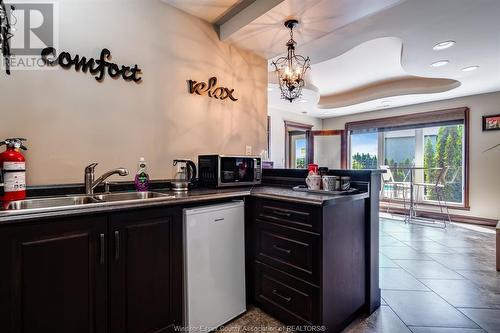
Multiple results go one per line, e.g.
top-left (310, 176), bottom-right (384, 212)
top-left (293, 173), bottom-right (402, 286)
top-left (114, 231), bottom-right (120, 261)
top-left (272, 210), bottom-right (292, 217)
top-left (99, 233), bottom-right (105, 265)
top-left (273, 244), bottom-right (291, 254)
top-left (214, 218), bottom-right (225, 222)
top-left (272, 289), bottom-right (292, 302)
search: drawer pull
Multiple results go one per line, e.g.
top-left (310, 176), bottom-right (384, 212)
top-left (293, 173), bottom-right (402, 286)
top-left (272, 210), bottom-right (292, 217)
top-left (272, 289), bottom-right (292, 302)
top-left (273, 244), bottom-right (291, 254)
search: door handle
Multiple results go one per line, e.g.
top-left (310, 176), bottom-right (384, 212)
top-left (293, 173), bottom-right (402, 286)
top-left (272, 289), bottom-right (292, 302)
top-left (273, 244), bottom-right (291, 254)
top-left (99, 233), bottom-right (105, 265)
top-left (272, 210), bottom-right (292, 217)
top-left (114, 231), bottom-right (120, 261)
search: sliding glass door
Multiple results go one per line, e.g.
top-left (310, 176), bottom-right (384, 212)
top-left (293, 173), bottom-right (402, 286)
top-left (423, 124), bottom-right (464, 204)
top-left (348, 114), bottom-right (466, 206)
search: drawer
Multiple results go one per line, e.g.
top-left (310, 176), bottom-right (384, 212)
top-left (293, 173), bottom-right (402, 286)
top-left (255, 219), bottom-right (320, 285)
top-left (256, 199), bottom-right (320, 233)
top-left (254, 261), bottom-right (320, 325)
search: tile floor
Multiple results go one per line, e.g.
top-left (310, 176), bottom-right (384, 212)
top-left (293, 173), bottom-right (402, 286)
top-left (344, 216), bottom-right (499, 333)
top-left (226, 216), bottom-right (499, 333)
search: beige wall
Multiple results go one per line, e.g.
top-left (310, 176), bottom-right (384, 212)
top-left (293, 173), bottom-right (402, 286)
top-left (268, 108), bottom-right (322, 168)
top-left (323, 91), bottom-right (500, 221)
top-left (0, 0), bottom-right (267, 185)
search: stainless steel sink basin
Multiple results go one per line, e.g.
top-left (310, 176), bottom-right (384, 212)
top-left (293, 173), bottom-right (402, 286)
top-left (2, 191), bottom-right (175, 214)
top-left (94, 191), bottom-right (174, 202)
top-left (5, 195), bottom-right (101, 210)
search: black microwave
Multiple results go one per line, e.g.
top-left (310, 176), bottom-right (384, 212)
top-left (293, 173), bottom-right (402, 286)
top-left (198, 155), bottom-right (262, 187)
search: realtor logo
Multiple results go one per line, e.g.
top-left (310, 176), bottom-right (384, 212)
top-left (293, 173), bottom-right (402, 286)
top-left (1, 0), bottom-right (58, 70)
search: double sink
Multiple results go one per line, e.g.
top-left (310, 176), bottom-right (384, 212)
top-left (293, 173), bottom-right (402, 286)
top-left (3, 191), bottom-right (175, 214)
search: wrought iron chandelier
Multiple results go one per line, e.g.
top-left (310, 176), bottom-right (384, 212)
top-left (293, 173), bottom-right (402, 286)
top-left (272, 19), bottom-right (310, 103)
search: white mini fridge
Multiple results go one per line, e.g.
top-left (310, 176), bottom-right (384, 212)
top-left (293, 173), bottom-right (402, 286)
top-left (183, 201), bottom-right (246, 331)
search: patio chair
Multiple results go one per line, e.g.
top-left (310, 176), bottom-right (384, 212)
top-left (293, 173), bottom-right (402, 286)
top-left (380, 165), bottom-right (411, 214)
top-left (414, 166), bottom-right (452, 225)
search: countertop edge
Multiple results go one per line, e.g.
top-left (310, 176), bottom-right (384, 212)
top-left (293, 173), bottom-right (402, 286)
top-left (0, 187), bottom-right (370, 224)
top-left (0, 191), bottom-right (250, 224)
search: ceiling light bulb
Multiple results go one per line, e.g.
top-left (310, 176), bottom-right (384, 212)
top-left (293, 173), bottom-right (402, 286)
top-left (433, 40), bottom-right (456, 51)
top-left (461, 65), bottom-right (479, 72)
top-left (430, 60), bottom-right (449, 67)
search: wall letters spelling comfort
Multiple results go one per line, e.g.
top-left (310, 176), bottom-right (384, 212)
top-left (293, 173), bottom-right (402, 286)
top-left (188, 77), bottom-right (238, 101)
top-left (41, 47), bottom-right (142, 83)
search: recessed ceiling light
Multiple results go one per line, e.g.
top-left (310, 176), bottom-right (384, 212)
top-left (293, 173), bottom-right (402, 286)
top-left (430, 60), bottom-right (449, 67)
top-left (299, 99), bottom-right (308, 103)
top-left (433, 40), bottom-right (456, 51)
top-left (461, 65), bottom-right (480, 72)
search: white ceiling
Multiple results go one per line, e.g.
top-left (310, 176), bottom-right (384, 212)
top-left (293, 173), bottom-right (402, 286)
top-left (221, 0), bottom-right (403, 58)
top-left (162, 0), bottom-right (500, 119)
top-left (312, 37), bottom-right (405, 96)
top-left (160, 0), bottom-right (241, 23)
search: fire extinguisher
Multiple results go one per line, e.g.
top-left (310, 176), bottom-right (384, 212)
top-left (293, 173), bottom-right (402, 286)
top-left (0, 138), bottom-right (28, 202)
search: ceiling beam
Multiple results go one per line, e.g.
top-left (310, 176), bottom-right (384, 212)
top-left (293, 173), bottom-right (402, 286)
top-left (215, 0), bottom-right (284, 41)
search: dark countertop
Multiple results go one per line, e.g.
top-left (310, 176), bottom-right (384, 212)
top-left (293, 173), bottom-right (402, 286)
top-left (0, 185), bottom-right (369, 224)
top-left (251, 186), bottom-right (369, 206)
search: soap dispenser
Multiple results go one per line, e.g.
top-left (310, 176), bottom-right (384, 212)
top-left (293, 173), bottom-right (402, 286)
top-left (134, 157), bottom-right (150, 192)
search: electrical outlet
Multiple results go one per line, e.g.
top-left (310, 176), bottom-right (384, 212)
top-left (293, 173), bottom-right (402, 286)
top-left (245, 145), bottom-right (252, 156)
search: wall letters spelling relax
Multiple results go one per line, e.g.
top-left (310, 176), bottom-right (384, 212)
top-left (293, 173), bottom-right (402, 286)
top-left (188, 77), bottom-right (238, 101)
top-left (41, 47), bottom-right (142, 83)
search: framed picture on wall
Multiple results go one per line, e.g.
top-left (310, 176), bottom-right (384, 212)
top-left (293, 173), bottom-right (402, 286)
top-left (482, 114), bottom-right (500, 131)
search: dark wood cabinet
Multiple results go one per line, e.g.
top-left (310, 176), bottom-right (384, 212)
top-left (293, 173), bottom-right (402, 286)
top-left (254, 219), bottom-right (320, 285)
top-left (109, 208), bottom-right (183, 333)
top-left (0, 215), bottom-right (108, 333)
top-left (0, 207), bottom-right (182, 333)
top-left (247, 197), bottom-right (368, 333)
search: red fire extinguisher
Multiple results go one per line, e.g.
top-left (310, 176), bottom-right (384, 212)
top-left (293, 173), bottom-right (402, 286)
top-left (0, 138), bottom-right (28, 202)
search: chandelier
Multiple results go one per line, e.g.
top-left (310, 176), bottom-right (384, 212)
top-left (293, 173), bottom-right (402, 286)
top-left (272, 19), bottom-right (310, 103)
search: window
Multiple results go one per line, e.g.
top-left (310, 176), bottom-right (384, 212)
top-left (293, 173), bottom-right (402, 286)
top-left (346, 108), bottom-right (469, 207)
top-left (289, 131), bottom-right (307, 168)
top-left (423, 124), bottom-right (464, 204)
top-left (384, 129), bottom-right (416, 168)
top-left (350, 132), bottom-right (378, 169)
top-left (284, 121), bottom-right (312, 169)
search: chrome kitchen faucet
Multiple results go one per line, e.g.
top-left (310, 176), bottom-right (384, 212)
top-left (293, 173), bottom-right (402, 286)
top-left (84, 163), bottom-right (129, 195)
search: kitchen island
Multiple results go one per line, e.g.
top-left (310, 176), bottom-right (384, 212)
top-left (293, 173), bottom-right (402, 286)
top-left (0, 169), bottom-right (381, 333)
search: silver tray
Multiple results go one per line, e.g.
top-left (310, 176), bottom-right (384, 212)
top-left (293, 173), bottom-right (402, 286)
top-left (292, 185), bottom-right (359, 195)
